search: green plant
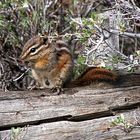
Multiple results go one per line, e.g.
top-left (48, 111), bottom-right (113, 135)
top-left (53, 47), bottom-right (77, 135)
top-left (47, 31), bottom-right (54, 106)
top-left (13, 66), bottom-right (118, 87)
top-left (111, 114), bottom-right (133, 132)
top-left (11, 127), bottom-right (21, 140)
top-left (73, 55), bottom-right (86, 77)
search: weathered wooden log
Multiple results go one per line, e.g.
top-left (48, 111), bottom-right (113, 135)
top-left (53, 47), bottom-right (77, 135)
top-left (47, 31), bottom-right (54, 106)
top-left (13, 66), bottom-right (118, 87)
top-left (0, 86), bottom-right (139, 129)
top-left (0, 109), bottom-right (140, 140)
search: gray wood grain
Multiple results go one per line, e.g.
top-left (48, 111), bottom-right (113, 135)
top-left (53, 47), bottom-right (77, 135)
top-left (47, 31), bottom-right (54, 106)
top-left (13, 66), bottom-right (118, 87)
top-left (1, 109), bottom-right (140, 140)
top-left (0, 86), bottom-right (139, 128)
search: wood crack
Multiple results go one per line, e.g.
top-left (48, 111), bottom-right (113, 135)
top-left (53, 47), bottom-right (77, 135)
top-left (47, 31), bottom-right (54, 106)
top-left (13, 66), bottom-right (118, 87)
top-left (0, 101), bottom-right (139, 131)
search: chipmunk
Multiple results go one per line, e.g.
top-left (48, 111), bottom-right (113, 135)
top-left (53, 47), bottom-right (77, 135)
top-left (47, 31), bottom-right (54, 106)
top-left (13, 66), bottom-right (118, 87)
top-left (20, 35), bottom-right (139, 94)
top-left (20, 35), bottom-right (74, 93)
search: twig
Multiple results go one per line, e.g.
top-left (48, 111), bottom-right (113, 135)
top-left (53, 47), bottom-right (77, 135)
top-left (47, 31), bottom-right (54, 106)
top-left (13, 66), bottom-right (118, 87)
top-left (105, 40), bottom-right (129, 60)
top-left (110, 29), bottom-right (140, 39)
top-left (12, 68), bottom-right (30, 82)
top-left (85, 26), bottom-right (104, 65)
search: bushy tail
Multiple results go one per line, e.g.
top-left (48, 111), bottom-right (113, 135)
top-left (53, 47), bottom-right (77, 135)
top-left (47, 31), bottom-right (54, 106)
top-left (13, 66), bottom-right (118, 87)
top-left (69, 67), bottom-right (118, 87)
top-left (69, 67), bottom-right (140, 88)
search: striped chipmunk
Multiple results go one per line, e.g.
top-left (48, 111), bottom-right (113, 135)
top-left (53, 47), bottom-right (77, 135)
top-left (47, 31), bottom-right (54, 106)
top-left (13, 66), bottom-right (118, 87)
top-left (20, 35), bottom-right (73, 94)
top-left (20, 35), bottom-right (120, 94)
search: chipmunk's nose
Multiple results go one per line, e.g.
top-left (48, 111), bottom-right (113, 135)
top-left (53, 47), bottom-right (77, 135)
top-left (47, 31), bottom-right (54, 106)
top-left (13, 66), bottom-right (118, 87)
top-left (18, 58), bottom-right (23, 64)
top-left (19, 55), bottom-right (24, 64)
top-left (18, 55), bottom-right (29, 65)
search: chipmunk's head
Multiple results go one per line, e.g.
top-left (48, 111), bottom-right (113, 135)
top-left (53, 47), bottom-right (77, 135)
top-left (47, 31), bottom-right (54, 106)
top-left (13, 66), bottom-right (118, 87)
top-left (20, 35), bottom-right (55, 68)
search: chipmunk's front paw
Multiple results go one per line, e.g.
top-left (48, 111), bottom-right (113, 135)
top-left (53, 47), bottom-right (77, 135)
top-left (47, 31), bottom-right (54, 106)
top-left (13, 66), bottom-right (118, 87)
top-left (51, 87), bottom-right (64, 95)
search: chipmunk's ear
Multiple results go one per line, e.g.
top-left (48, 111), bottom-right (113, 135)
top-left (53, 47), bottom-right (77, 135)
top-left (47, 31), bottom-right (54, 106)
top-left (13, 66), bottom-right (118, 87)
top-left (40, 31), bottom-right (49, 44)
top-left (42, 36), bottom-right (49, 44)
top-left (42, 31), bottom-right (49, 36)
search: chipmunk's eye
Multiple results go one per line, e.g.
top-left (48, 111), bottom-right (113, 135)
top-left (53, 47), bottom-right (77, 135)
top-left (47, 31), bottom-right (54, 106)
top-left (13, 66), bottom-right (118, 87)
top-left (30, 48), bottom-right (36, 53)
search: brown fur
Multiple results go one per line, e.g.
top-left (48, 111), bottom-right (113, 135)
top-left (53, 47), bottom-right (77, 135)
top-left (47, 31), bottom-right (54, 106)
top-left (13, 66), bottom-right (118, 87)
top-left (20, 36), bottom-right (73, 91)
top-left (70, 67), bottom-right (118, 87)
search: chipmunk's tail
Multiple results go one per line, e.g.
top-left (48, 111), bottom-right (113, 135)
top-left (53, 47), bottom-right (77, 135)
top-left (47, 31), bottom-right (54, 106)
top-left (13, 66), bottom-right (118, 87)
top-left (69, 67), bottom-right (118, 87)
top-left (69, 67), bottom-right (140, 88)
